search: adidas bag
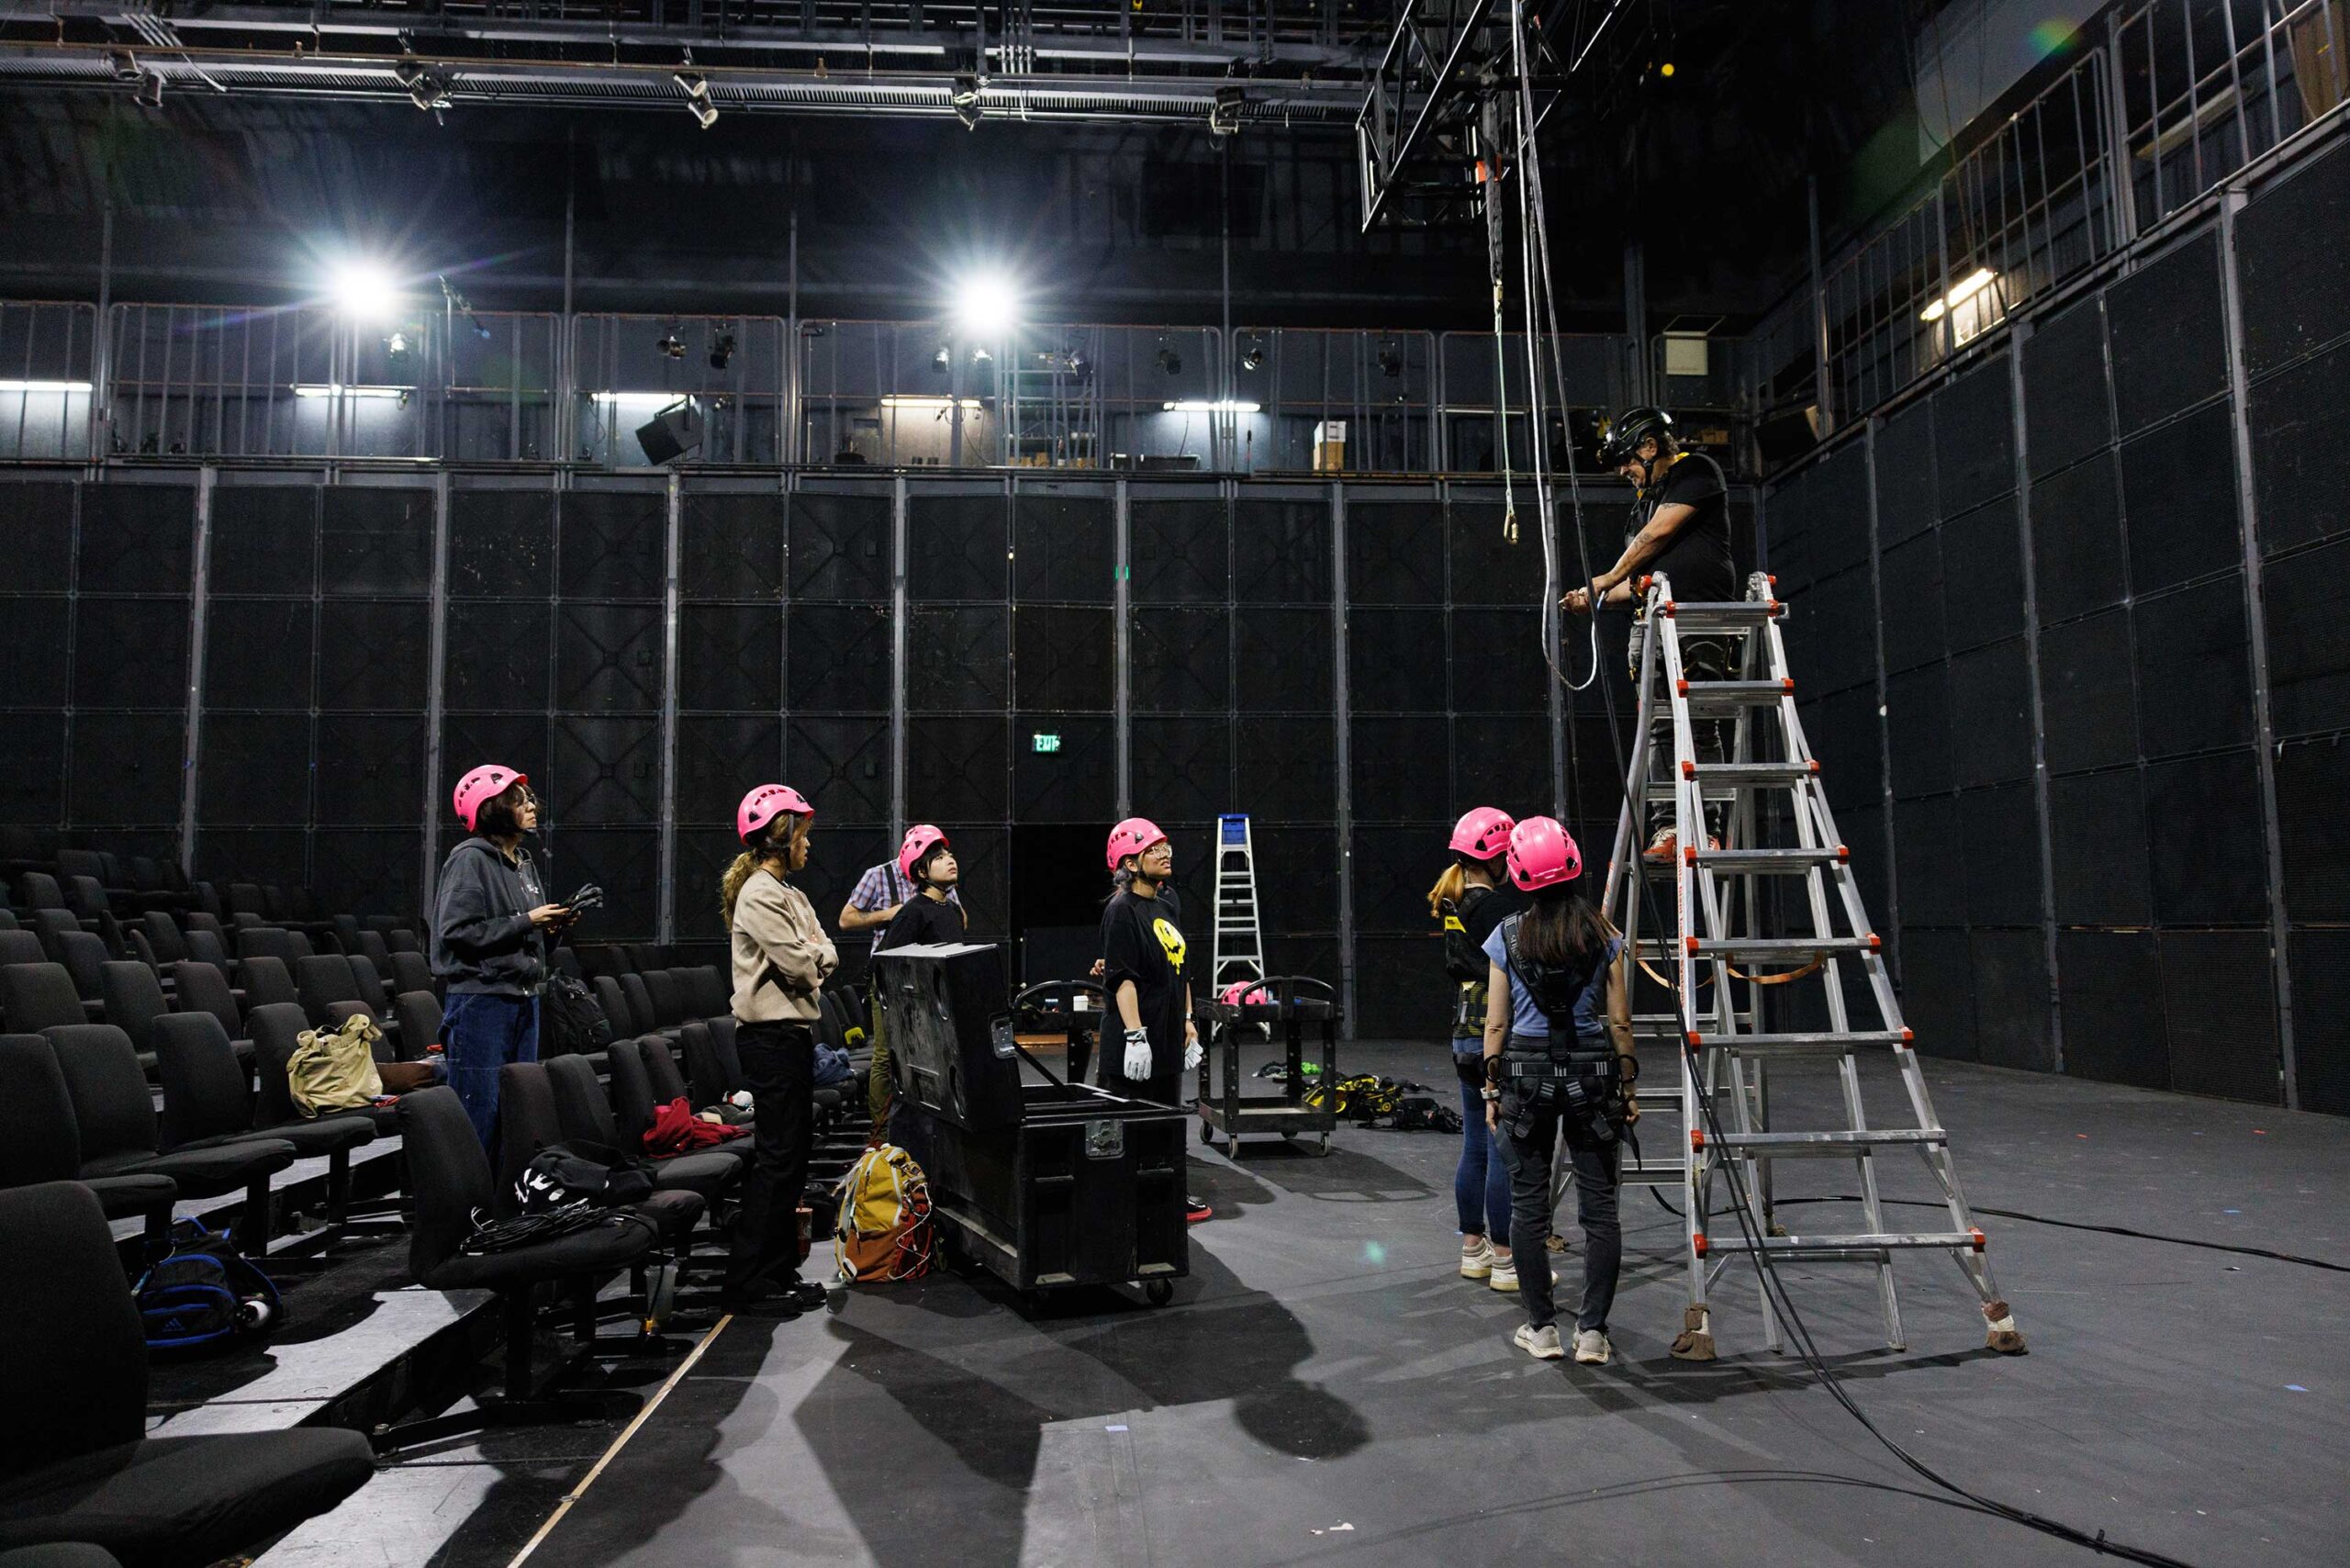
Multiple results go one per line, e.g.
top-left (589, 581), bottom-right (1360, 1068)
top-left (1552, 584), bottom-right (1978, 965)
top-left (134, 1221), bottom-right (283, 1352)
top-left (833, 1142), bottom-right (934, 1284)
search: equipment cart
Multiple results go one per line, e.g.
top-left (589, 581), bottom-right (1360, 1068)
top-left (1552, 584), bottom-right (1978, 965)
top-left (1194, 974), bottom-right (1340, 1158)
top-left (875, 946), bottom-right (1188, 1306)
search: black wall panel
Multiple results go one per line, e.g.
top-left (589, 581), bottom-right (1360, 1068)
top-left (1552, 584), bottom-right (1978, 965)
top-left (448, 491), bottom-right (554, 599)
top-left (675, 716), bottom-right (782, 828)
top-left (2276, 736), bottom-right (2348, 924)
top-left (1959, 782), bottom-right (2042, 927)
top-left (2056, 930), bottom-right (2168, 1090)
top-left (555, 603), bottom-right (664, 711)
top-left (556, 829), bottom-right (662, 941)
top-left (1131, 498), bottom-right (1229, 603)
top-left (552, 718), bottom-right (663, 824)
top-left (0, 715), bottom-right (64, 824)
top-left (2234, 137), bottom-right (2350, 376)
top-left (1931, 361), bottom-right (2015, 516)
top-left (0, 481), bottom-right (73, 590)
top-left (2106, 230), bottom-right (2226, 435)
top-left (1236, 724), bottom-right (1335, 821)
top-left (2247, 341), bottom-right (2350, 559)
top-left (906, 717), bottom-right (1009, 821)
top-left (0, 599), bottom-right (69, 708)
top-left (2144, 750), bottom-right (2268, 924)
top-left (314, 716), bottom-right (424, 825)
top-left (2029, 451), bottom-right (2127, 622)
top-left (1353, 933), bottom-right (1447, 1039)
top-left (73, 599), bottom-right (189, 708)
top-left (443, 602), bottom-right (553, 710)
top-left (681, 493), bottom-right (785, 601)
top-left (1132, 718), bottom-right (1233, 823)
top-left (1351, 716), bottom-right (1449, 823)
top-left (907, 605), bottom-right (1010, 711)
top-left (1012, 493), bottom-right (1113, 603)
top-left (77, 485), bottom-right (194, 592)
top-left (2291, 930), bottom-right (2350, 1116)
top-left (2048, 767), bottom-right (2153, 926)
top-left (680, 604), bottom-right (783, 712)
top-left (1449, 609), bottom-right (1546, 711)
top-left (1011, 714), bottom-right (1114, 823)
top-left (1234, 498), bottom-right (1330, 601)
top-left (2262, 533), bottom-right (2350, 739)
top-left (1234, 608), bottom-right (1331, 711)
top-left (1453, 713), bottom-right (1552, 818)
top-left (1876, 532), bottom-right (1946, 673)
top-left (1897, 926), bottom-right (1976, 1060)
top-left (207, 601), bottom-right (315, 711)
top-left (2024, 297), bottom-right (2112, 478)
top-left (788, 491), bottom-right (891, 601)
top-left (1947, 639), bottom-right (2033, 788)
top-left (2160, 930), bottom-right (2281, 1103)
top-left (1012, 605), bottom-right (1113, 711)
top-left (1248, 825), bottom-right (1339, 935)
top-left (1873, 401), bottom-right (1938, 545)
top-left (2131, 584), bottom-right (2253, 757)
top-left (558, 490), bottom-right (666, 600)
top-left (321, 488), bottom-right (432, 597)
top-left (70, 712), bottom-right (183, 825)
top-left (786, 604), bottom-right (891, 711)
top-left (1132, 609), bottom-right (1231, 712)
top-left (319, 603), bottom-right (430, 711)
top-left (1350, 827), bottom-right (1449, 935)
top-left (1348, 607), bottom-right (1447, 712)
top-left (2038, 609), bottom-right (2138, 774)
top-left (1893, 794), bottom-right (1964, 926)
top-left (2120, 401), bottom-right (2242, 593)
top-left (210, 487), bottom-right (317, 595)
top-left (1886, 664), bottom-right (1952, 798)
top-left (788, 717), bottom-right (888, 824)
top-left (908, 495), bottom-right (1009, 600)
top-left (1347, 501), bottom-right (1445, 604)
top-left (1939, 500), bottom-right (2026, 651)
top-left (1970, 929), bottom-right (2053, 1070)
top-left (198, 714), bottom-right (309, 824)
top-left (1448, 498), bottom-right (1541, 604)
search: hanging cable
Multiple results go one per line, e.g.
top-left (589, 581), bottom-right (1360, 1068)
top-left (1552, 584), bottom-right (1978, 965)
top-left (1495, 7), bottom-right (2203, 1563)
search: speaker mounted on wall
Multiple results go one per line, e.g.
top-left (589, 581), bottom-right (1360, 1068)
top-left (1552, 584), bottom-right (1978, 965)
top-left (635, 398), bottom-right (704, 466)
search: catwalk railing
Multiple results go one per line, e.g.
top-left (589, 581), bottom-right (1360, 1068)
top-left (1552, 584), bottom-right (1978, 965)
top-left (1754, 0), bottom-right (2350, 443)
top-left (0, 302), bottom-right (1723, 478)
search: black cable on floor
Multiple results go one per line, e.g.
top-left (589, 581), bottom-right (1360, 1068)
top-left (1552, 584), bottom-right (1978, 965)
top-left (1766, 1196), bottom-right (2350, 1274)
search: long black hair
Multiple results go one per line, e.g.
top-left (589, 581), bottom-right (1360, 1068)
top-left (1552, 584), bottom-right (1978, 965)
top-left (1517, 880), bottom-right (1610, 969)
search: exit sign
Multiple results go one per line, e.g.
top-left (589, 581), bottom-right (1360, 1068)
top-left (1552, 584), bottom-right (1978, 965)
top-left (1032, 733), bottom-right (1062, 754)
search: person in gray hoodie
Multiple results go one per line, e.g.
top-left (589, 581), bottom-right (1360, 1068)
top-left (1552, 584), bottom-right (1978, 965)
top-left (433, 764), bottom-right (575, 1150)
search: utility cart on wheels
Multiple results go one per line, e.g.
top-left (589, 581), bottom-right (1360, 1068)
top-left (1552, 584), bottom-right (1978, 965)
top-left (875, 946), bottom-right (1188, 1307)
top-left (1195, 974), bottom-right (1340, 1159)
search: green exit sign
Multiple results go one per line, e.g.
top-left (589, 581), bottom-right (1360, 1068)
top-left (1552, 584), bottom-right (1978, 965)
top-left (1032, 733), bottom-right (1062, 754)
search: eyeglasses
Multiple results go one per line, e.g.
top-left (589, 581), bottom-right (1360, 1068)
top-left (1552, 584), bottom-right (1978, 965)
top-left (511, 789), bottom-right (541, 810)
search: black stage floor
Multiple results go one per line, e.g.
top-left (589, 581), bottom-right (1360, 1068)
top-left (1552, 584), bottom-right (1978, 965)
top-left (270, 1043), bottom-right (2350, 1567)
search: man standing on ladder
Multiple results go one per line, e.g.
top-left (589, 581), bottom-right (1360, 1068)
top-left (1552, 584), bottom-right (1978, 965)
top-left (1561, 407), bottom-right (1738, 859)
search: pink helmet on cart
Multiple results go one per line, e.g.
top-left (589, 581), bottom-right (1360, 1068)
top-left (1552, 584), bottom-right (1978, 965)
top-left (1105, 817), bottom-right (1168, 870)
top-left (899, 824), bottom-right (950, 882)
top-left (453, 765), bottom-right (527, 833)
top-left (1218, 980), bottom-right (1271, 1007)
top-left (1505, 816), bottom-right (1583, 892)
top-left (737, 783), bottom-right (814, 846)
top-left (1449, 806), bottom-right (1516, 862)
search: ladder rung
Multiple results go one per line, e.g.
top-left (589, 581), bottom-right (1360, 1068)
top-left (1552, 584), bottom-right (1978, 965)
top-left (1679, 679), bottom-right (1794, 708)
top-left (1702, 1231), bottom-right (1978, 1254)
top-left (1709, 1129), bottom-right (1945, 1157)
top-left (1696, 1031), bottom-right (1907, 1057)
top-left (1692, 846), bottom-right (1847, 872)
top-left (1688, 936), bottom-right (1878, 960)
top-left (1684, 762), bottom-right (1817, 786)
top-left (1661, 600), bottom-right (1783, 625)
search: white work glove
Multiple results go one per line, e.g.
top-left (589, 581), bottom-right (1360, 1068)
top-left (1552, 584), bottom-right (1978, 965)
top-left (1122, 1028), bottom-right (1154, 1081)
top-left (1182, 1036), bottom-right (1203, 1071)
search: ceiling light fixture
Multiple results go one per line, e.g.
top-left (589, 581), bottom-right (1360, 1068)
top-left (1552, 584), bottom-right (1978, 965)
top-left (1164, 399), bottom-right (1259, 413)
top-left (1920, 266), bottom-right (1998, 322)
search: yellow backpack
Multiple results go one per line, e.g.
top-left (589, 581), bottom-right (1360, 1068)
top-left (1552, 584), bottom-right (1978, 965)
top-left (287, 1014), bottom-right (384, 1117)
top-left (833, 1142), bottom-right (934, 1284)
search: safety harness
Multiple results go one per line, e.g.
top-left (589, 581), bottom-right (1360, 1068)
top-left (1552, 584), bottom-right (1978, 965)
top-left (1494, 916), bottom-right (1622, 1083)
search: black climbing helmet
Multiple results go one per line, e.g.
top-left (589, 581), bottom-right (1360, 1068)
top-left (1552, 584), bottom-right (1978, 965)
top-left (1596, 406), bottom-right (1674, 467)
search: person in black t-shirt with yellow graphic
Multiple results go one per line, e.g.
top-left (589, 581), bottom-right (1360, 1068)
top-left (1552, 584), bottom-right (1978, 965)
top-left (1561, 406), bottom-right (1738, 858)
top-left (1100, 816), bottom-right (1212, 1223)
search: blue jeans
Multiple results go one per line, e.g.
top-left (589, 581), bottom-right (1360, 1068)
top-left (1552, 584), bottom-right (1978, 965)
top-left (443, 992), bottom-right (540, 1152)
top-left (1453, 1049), bottom-right (1511, 1239)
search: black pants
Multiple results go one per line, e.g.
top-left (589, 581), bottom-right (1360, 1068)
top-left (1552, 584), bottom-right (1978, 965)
top-left (1503, 1090), bottom-right (1622, 1334)
top-left (725, 1019), bottom-right (816, 1298)
top-left (1636, 629), bottom-right (1732, 839)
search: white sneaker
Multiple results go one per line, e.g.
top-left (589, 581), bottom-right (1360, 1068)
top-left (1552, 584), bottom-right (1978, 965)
top-left (1572, 1328), bottom-right (1612, 1365)
top-left (1488, 1256), bottom-right (1519, 1293)
top-left (1459, 1236), bottom-right (1494, 1280)
top-left (1514, 1323), bottom-right (1565, 1360)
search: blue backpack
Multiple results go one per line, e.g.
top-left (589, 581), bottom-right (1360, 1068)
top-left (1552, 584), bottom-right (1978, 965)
top-left (133, 1222), bottom-right (283, 1352)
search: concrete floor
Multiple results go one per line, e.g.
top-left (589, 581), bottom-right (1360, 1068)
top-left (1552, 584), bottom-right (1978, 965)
top-left (268, 1042), bottom-right (2350, 1568)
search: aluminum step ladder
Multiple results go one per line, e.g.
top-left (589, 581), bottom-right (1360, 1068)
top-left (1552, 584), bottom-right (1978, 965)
top-left (1211, 814), bottom-right (1267, 994)
top-left (1600, 570), bottom-right (2025, 1361)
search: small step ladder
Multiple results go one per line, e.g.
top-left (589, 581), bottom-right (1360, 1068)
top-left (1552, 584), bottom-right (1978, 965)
top-left (1211, 814), bottom-right (1267, 994)
top-left (1601, 570), bottom-right (2026, 1361)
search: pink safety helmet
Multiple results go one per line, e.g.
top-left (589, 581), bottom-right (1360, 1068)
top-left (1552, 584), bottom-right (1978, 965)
top-left (899, 824), bottom-right (950, 882)
top-left (1219, 980), bottom-right (1271, 1008)
top-left (1105, 816), bottom-right (1168, 870)
top-left (1449, 806), bottom-right (1516, 862)
top-left (453, 765), bottom-right (527, 833)
top-left (1506, 816), bottom-right (1583, 892)
top-left (737, 783), bottom-right (814, 846)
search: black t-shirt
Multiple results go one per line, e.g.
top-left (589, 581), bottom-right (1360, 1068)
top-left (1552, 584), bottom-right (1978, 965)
top-left (878, 892), bottom-right (965, 952)
top-left (1634, 451), bottom-right (1734, 604)
top-left (1100, 889), bottom-right (1190, 1094)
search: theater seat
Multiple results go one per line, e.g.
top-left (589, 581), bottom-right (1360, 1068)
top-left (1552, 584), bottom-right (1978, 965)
top-left (0, 1183), bottom-right (375, 1567)
top-left (546, 1053), bottom-right (740, 1205)
top-left (0, 1036), bottom-right (176, 1251)
top-left (151, 1014), bottom-right (375, 1226)
top-left (498, 1061), bottom-right (704, 1241)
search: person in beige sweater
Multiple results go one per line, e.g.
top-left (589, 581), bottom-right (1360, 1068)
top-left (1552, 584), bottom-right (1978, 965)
top-left (719, 783), bottom-right (839, 1313)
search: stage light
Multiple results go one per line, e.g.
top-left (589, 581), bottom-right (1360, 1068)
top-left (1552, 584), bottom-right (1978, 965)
top-left (107, 50), bottom-right (139, 81)
top-left (709, 332), bottom-right (736, 371)
top-left (1660, 62), bottom-right (1675, 78)
top-left (1378, 342), bottom-right (1403, 378)
top-left (330, 260), bottom-right (400, 322)
top-left (1164, 399), bottom-right (1259, 413)
top-left (1920, 266), bottom-right (1998, 322)
top-left (1241, 337), bottom-right (1264, 372)
top-left (405, 69), bottom-right (450, 113)
top-left (1210, 85), bottom-right (1246, 137)
top-left (951, 73), bottom-right (983, 130)
top-left (135, 73), bottom-right (163, 110)
top-left (1155, 345), bottom-right (1183, 375)
top-left (688, 99), bottom-right (718, 129)
top-left (953, 273), bottom-right (1020, 337)
top-left (932, 344), bottom-right (952, 373)
top-left (656, 332), bottom-right (686, 359)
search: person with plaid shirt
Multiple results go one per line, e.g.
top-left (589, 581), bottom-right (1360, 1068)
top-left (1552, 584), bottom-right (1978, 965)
top-left (842, 836), bottom-right (964, 1126)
